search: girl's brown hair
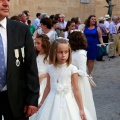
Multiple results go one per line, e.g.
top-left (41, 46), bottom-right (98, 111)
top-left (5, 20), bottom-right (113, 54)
top-left (49, 39), bottom-right (72, 66)
top-left (68, 31), bottom-right (87, 51)
top-left (35, 34), bottom-right (50, 63)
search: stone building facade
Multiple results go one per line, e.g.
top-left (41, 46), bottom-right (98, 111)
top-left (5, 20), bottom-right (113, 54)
top-left (10, 0), bottom-right (95, 23)
top-left (10, 0), bottom-right (120, 23)
top-left (95, 0), bottom-right (120, 19)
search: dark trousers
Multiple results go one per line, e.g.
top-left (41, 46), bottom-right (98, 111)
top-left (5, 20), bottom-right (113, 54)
top-left (102, 36), bottom-right (109, 43)
top-left (0, 91), bottom-right (28, 120)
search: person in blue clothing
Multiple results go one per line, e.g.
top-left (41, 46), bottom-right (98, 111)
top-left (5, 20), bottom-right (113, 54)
top-left (84, 15), bottom-right (104, 78)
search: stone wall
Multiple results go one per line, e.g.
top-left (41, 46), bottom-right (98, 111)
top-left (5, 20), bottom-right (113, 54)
top-left (113, 0), bottom-right (120, 17)
top-left (10, 0), bottom-right (96, 23)
top-left (95, 0), bottom-right (120, 19)
top-left (8, 0), bottom-right (120, 23)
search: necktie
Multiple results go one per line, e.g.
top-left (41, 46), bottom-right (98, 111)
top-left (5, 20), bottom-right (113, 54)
top-left (0, 33), bottom-right (6, 91)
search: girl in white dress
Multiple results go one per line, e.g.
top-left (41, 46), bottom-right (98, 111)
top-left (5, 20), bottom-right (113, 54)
top-left (69, 31), bottom-right (97, 120)
top-left (36, 39), bottom-right (93, 120)
top-left (30, 34), bottom-right (50, 120)
top-left (63, 20), bottom-right (75, 39)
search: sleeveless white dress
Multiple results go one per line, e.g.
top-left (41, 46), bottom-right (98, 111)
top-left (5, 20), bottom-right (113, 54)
top-left (30, 54), bottom-right (49, 120)
top-left (35, 63), bottom-right (93, 120)
top-left (72, 50), bottom-right (97, 120)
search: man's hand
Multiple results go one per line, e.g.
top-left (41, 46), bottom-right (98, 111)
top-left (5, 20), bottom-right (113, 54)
top-left (24, 105), bottom-right (38, 117)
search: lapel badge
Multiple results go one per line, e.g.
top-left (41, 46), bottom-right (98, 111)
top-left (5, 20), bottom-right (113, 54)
top-left (21, 47), bottom-right (25, 62)
top-left (14, 49), bottom-right (20, 67)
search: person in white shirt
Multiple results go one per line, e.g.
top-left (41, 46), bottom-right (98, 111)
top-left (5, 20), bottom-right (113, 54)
top-left (22, 10), bottom-right (30, 25)
top-left (59, 14), bottom-right (67, 31)
top-left (18, 13), bottom-right (28, 25)
top-left (104, 14), bottom-right (111, 32)
top-left (33, 18), bottom-right (56, 44)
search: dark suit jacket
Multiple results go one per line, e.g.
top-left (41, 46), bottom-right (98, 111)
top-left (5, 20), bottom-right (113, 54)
top-left (6, 19), bottom-right (39, 118)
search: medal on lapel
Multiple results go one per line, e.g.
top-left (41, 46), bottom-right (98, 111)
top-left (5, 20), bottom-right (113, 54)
top-left (21, 47), bottom-right (25, 62)
top-left (14, 49), bottom-right (20, 67)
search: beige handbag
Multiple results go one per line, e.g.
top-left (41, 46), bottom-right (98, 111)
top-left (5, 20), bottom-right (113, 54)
top-left (88, 76), bottom-right (97, 88)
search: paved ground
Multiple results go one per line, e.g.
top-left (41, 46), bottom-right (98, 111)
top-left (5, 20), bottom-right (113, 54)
top-left (92, 56), bottom-right (120, 120)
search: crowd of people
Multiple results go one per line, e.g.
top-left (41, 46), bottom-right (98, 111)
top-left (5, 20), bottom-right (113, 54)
top-left (10, 11), bottom-right (120, 79)
top-left (0, 0), bottom-right (120, 120)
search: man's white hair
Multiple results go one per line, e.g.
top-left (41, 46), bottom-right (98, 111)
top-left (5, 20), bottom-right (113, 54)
top-left (112, 16), bottom-right (118, 20)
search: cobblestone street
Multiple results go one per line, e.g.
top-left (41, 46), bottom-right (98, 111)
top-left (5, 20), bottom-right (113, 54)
top-left (93, 56), bottom-right (120, 120)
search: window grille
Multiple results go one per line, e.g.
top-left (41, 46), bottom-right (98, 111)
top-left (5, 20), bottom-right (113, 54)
top-left (81, 0), bottom-right (89, 3)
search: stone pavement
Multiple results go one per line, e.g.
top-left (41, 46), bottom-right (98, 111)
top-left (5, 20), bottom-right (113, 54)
top-left (92, 56), bottom-right (120, 120)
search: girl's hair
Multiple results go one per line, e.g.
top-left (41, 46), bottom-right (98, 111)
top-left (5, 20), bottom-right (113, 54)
top-left (71, 17), bottom-right (76, 22)
top-left (35, 34), bottom-right (50, 63)
top-left (65, 20), bottom-right (75, 31)
top-left (68, 31), bottom-right (87, 51)
top-left (49, 39), bottom-right (72, 66)
top-left (85, 15), bottom-right (97, 27)
top-left (74, 17), bottom-right (80, 24)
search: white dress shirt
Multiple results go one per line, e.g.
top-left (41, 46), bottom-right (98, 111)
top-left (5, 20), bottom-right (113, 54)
top-left (0, 17), bottom-right (7, 91)
top-left (59, 21), bottom-right (67, 29)
top-left (104, 20), bottom-right (110, 29)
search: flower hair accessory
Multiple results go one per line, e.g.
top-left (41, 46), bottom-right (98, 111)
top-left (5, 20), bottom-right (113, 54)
top-left (57, 37), bottom-right (69, 41)
top-left (70, 29), bottom-right (83, 34)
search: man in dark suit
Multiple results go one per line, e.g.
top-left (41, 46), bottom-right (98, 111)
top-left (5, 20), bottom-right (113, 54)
top-left (0, 0), bottom-right (39, 120)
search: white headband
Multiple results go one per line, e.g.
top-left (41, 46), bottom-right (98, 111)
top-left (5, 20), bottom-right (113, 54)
top-left (70, 29), bottom-right (83, 34)
top-left (57, 37), bottom-right (69, 41)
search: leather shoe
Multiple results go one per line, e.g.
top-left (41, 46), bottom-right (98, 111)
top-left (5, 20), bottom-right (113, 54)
top-left (109, 56), bottom-right (115, 59)
top-left (96, 59), bottom-right (105, 61)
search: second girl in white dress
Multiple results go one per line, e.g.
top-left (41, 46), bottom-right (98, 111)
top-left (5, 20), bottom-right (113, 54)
top-left (30, 34), bottom-right (50, 120)
top-left (69, 31), bottom-right (97, 120)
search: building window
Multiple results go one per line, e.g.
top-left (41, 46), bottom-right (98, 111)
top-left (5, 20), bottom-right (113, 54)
top-left (81, 0), bottom-right (89, 3)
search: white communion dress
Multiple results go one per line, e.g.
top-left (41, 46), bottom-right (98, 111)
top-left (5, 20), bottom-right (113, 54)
top-left (36, 54), bottom-right (49, 103)
top-left (36, 63), bottom-right (93, 120)
top-left (72, 50), bottom-right (97, 120)
top-left (30, 54), bottom-right (49, 120)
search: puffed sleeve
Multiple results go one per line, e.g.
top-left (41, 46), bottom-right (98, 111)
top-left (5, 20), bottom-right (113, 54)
top-left (71, 65), bottom-right (79, 75)
top-left (75, 51), bottom-right (88, 76)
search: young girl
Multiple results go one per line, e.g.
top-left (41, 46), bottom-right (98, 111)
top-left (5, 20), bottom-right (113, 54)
top-left (63, 20), bottom-right (75, 39)
top-left (69, 31), bottom-right (97, 120)
top-left (36, 39), bottom-right (92, 120)
top-left (35, 34), bottom-right (50, 102)
top-left (30, 34), bottom-right (50, 120)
